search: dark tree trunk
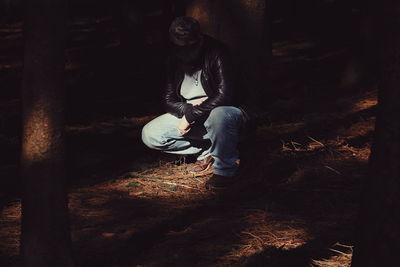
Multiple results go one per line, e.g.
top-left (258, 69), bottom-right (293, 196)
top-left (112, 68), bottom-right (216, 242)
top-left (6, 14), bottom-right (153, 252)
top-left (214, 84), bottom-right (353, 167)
top-left (341, 0), bottom-right (378, 90)
top-left (117, 0), bottom-right (146, 73)
top-left (172, 0), bottom-right (187, 17)
top-left (351, 1), bottom-right (400, 266)
top-left (1, 0), bottom-right (14, 21)
top-left (4, 0), bottom-right (12, 15)
top-left (21, 0), bottom-right (75, 266)
top-left (186, 0), bottom-right (272, 109)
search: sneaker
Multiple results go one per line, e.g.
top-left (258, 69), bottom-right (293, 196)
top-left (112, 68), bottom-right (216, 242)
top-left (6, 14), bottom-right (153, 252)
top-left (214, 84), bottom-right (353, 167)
top-left (205, 174), bottom-right (236, 190)
top-left (186, 156), bottom-right (214, 174)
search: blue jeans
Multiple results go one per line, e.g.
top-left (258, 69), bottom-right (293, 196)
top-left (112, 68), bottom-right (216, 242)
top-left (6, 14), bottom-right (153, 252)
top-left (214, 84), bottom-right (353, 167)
top-left (141, 106), bottom-right (245, 176)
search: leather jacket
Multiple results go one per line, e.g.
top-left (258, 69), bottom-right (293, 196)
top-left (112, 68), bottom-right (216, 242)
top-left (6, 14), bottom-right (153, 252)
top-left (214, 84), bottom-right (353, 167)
top-left (164, 35), bottom-right (238, 124)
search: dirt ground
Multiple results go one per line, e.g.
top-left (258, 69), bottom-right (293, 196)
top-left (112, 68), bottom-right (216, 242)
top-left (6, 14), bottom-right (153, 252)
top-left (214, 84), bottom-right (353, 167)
top-left (0, 17), bottom-right (376, 266)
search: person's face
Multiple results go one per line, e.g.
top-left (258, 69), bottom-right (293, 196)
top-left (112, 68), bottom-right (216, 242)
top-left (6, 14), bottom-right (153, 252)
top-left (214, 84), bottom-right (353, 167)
top-left (172, 36), bottom-right (204, 65)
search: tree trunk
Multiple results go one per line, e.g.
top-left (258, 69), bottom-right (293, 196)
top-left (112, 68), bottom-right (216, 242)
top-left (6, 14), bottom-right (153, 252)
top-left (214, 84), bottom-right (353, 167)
top-left (186, 0), bottom-right (272, 109)
top-left (4, 0), bottom-right (12, 15)
top-left (172, 0), bottom-right (187, 17)
top-left (117, 0), bottom-right (146, 73)
top-left (351, 1), bottom-right (400, 266)
top-left (341, 0), bottom-right (377, 90)
top-left (21, 0), bottom-right (75, 266)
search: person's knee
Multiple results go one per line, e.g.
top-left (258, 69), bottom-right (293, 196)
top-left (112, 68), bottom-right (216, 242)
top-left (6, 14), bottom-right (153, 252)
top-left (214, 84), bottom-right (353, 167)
top-left (142, 113), bottom-right (180, 150)
top-left (205, 106), bottom-right (243, 130)
top-left (141, 122), bottom-right (160, 149)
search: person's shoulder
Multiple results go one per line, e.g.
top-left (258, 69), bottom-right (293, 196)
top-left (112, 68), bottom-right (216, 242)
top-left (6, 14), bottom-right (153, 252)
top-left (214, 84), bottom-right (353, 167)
top-left (203, 35), bottom-right (230, 57)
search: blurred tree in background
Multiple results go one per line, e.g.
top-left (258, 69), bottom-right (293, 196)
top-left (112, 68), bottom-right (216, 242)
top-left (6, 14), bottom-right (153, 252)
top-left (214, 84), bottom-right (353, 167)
top-left (351, 0), bottom-right (400, 266)
top-left (20, 0), bottom-right (75, 266)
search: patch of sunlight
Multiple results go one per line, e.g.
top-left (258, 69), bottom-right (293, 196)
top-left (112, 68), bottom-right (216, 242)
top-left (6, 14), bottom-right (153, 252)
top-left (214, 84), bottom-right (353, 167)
top-left (0, 201), bottom-right (21, 257)
top-left (351, 92), bottom-right (377, 113)
top-left (312, 243), bottom-right (353, 267)
top-left (224, 209), bottom-right (310, 262)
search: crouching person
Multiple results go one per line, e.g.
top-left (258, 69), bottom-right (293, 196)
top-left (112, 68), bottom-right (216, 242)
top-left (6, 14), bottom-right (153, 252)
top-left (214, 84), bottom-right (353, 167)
top-left (141, 16), bottom-right (247, 189)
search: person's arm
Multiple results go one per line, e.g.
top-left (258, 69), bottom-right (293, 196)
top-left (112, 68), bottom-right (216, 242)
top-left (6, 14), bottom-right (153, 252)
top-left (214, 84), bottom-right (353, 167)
top-left (184, 47), bottom-right (235, 123)
top-left (164, 59), bottom-right (193, 118)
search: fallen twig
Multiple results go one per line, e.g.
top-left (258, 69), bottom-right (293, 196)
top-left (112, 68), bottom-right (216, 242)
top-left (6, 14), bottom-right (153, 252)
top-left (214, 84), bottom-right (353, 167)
top-left (307, 135), bottom-right (325, 147)
top-left (324, 165), bottom-right (342, 175)
top-left (161, 181), bottom-right (200, 191)
top-left (334, 242), bottom-right (353, 249)
top-left (329, 248), bottom-right (351, 257)
top-left (241, 231), bottom-right (265, 245)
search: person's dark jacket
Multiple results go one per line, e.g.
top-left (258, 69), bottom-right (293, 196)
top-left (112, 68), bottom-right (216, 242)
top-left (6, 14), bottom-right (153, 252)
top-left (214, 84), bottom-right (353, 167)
top-left (164, 35), bottom-right (240, 124)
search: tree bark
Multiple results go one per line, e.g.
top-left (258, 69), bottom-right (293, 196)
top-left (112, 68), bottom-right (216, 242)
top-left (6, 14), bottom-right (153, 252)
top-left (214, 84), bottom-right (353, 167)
top-left (117, 0), bottom-right (145, 72)
top-left (4, 0), bottom-right (12, 15)
top-left (186, 0), bottom-right (272, 109)
top-left (341, 0), bottom-right (378, 90)
top-left (351, 1), bottom-right (400, 266)
top-left (21, 0), bottom-right (75, 266)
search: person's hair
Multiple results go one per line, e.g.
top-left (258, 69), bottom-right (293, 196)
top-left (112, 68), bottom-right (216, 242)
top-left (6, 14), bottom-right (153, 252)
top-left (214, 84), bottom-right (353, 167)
top-left (169, 16), bottom-right (202, 46)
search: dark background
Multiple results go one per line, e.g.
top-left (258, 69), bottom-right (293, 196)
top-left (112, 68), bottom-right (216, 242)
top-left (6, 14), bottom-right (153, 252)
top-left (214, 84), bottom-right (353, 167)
top-left (0, 0), bottom-right (379, 266)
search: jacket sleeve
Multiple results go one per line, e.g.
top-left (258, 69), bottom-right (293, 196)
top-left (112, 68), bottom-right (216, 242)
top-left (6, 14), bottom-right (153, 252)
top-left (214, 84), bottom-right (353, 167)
top-left (184, 47), bottom-right (235, 123)
top-left (164, 60), bottom-right (193, 118)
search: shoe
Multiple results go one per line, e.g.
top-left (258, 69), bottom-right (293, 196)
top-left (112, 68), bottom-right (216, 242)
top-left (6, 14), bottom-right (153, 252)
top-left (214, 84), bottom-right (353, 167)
top-left (205, 174), bottom-right (236, 190)
top-left (186, 156), bottom-right (214, 174)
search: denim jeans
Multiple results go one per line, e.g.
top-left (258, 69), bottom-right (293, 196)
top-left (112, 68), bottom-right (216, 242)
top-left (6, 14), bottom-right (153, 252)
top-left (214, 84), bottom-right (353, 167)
top-left (141, 106), bottom-right (245, 176)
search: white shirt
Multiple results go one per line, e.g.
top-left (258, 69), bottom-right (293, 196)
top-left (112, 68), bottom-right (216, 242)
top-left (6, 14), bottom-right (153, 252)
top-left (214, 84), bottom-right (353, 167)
top-left (180, 69), bottom-right (208, 104)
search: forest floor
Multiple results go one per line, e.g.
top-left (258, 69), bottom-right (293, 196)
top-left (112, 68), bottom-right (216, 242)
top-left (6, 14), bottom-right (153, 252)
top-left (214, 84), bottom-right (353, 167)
top-left (0, 17), bottom-right (376, 266)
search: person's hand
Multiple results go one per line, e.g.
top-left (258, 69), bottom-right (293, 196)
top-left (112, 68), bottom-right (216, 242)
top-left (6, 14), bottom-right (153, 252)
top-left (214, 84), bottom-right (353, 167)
top-left (178, 115), bottom-right (191, 136)
top-left (192, 97), bottom-right (208, 106)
